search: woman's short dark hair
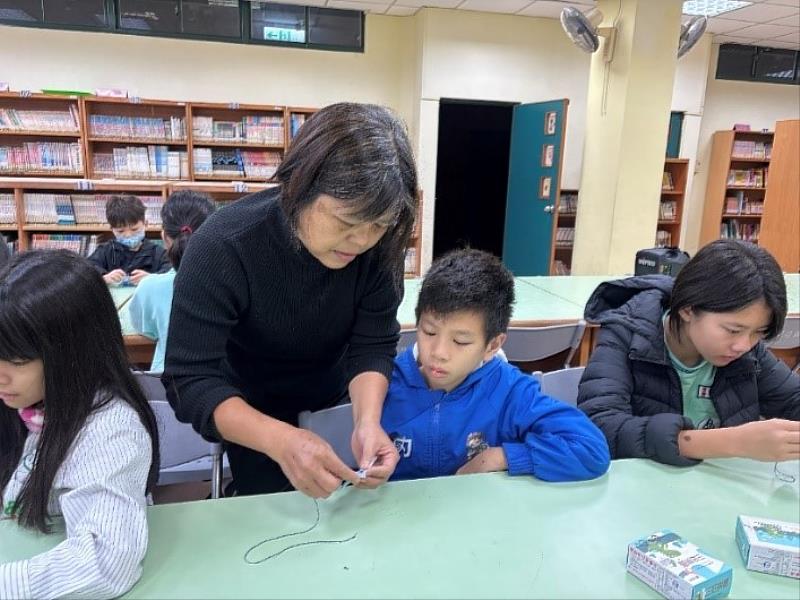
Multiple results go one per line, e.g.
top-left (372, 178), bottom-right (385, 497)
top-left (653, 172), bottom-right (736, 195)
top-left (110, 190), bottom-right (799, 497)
top-left (668, 239), bottom-right (787, 340)
top-left (161, 191), bottom-right (216, 270)
top-left (416, 248), bottom-right (515, 342)
top-left (0, 250), bottom-right (160, 533)
top-left (275, 103), bottom-right (419, 281)
top-left (106, 195), bottom-right (146, 228)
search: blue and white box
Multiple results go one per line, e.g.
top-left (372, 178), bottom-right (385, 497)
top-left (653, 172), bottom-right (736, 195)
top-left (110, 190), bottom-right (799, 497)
top-left (735, 515), bottom-right (799, 579)
top-left (626, 529), bottom-right (733, 599)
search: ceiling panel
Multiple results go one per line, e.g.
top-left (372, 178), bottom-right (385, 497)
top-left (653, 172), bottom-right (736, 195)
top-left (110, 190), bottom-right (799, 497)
top-left (457, 0), bottom-right (536, 13)
top-left (518, 1), bottom-right (591, 18)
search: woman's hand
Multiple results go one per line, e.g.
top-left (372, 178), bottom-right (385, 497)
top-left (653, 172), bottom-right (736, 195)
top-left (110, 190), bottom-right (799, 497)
top-left (351, 420), bottom-right (399, 488)
top-left (272, 425), bottom-right (360, 498)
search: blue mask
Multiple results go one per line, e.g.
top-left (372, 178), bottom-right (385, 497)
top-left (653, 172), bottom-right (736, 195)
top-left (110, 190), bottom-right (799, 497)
top-left (115, 231), bottom-right (145, 249)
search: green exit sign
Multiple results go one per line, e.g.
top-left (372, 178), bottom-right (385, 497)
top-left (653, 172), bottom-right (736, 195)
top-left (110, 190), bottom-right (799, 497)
top-left (263, 26), bottom-right (305, 43)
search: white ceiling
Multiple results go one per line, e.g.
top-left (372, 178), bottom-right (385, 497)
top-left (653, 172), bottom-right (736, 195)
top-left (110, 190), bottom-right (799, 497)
top-left (293, 0), bottom-right (800, 49)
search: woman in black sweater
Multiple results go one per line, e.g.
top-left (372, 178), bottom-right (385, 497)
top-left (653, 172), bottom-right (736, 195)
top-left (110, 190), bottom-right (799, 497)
top-left (162, 103), bottom-right (418, 497)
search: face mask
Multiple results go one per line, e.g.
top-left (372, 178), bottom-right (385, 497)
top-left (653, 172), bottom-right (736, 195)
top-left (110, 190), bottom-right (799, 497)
top-left (115, 231), bottom-right (145, 249)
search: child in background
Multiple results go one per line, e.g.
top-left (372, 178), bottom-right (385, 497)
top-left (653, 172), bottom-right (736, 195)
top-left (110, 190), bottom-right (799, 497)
top-left (381, 248), bottom-right (610, 482)
top-left (0, 250), bottom-right (160, 599)
top-left (129, 190), bottom-right (216, 373)
top-left (578, 239), bottom-right (799, 466)
top-left (88, 194), bottom-right (171, 286)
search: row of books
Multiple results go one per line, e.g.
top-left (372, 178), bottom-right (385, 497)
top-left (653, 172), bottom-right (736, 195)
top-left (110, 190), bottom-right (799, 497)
top-left (0, 107), bottom-right (80, 132)
top-left (193, 148), bottom-right (282, 179)
top-left (724, 191), bottom-right (764, 216)
top-left (727, 168), bottom-right (768, 188)
top-left (1, 233), bottom-right (17, 255)
top-left (89, 115), bottom-right (186, 141)
top-left (30, 233), bottom-right (100, 257)
top-left (289, 113), bottom-right (308, 140)
top-left (655, 230), bottom-right (673, 248)
top-left (661, 172), bottom-right (678, 192)
top-left (0, 142), bottom-right (83, 174)
top-left (731, 140), bottom-right (772, 160)
top-left (0, 193), bottom-right (15, 224)
top-left (92, 147), bottom-right (190, 180)
top-left (555, 227), bottom-right (575, 247)
top-left (192, 116), bottom-right (284, 145)
top-left (721, 221), bottom-right (760, 242)
top-left (404, 247), bottom-right (417, 274)
top-left (552, 259), bottom-right (571, 276)
top-left (23, 193), bottom-right (164, 225)
top-left (659, 200), bottom-right (677, 221)
top-left (559, 192), bottom-right (578, 214)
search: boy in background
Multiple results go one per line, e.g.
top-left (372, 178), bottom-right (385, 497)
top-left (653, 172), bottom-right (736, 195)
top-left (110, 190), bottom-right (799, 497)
top-left (382, 248), bottom-right (610, 482)
top-left (88, 195), bottom-right (171, 285)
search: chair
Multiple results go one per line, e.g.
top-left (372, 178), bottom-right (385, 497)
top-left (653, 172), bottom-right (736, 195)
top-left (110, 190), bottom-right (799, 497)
top-left (766, 315), bottom-right (799, 372)
top-left (533, 366), bottom-right (586, 407)
top-left (133, 372), bottom-right (228, 499)
top-left (502, 320), bottom-right (587, 372)
top-left (397, 329), bottom-right (417, 355)
top-left (297, 404), bottom-right (357, 469)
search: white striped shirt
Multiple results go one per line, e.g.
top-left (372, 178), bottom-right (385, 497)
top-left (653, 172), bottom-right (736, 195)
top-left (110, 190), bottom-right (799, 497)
top-left (1, 398), bottom-right (152, 600)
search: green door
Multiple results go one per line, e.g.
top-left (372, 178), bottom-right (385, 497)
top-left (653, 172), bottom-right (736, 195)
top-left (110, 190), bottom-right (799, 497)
top-left (502, 99), bottom-right (569, 275)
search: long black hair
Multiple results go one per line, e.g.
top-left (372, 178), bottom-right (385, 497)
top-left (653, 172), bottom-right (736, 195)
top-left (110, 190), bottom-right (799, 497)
top-left (161, 191), bottom-right (215, 270)
top-left (275, 102), bottom-right (419, 284)
top-left (668, 239), bottom-right (787, 341)
top-left (0, 250), bottom-right (160, 533)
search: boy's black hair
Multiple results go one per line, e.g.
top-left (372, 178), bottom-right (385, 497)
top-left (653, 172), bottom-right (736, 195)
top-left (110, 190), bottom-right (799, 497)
top-left (668, 239), bottom-right (787, 341)
top-left (0, 250), bottom-right (160, 533)
top-left (161, 190), bottom-right (216, 270)
top-left (106, 195), bottom-right (146, 228)
top-left (416, 248), bottom-right (515, 342)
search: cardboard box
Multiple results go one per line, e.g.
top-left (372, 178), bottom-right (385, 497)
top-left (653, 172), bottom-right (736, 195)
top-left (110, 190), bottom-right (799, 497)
top-left (627, 530), bottom-right (733, 599)
top-left (736, 515), bottom-right (799, 579)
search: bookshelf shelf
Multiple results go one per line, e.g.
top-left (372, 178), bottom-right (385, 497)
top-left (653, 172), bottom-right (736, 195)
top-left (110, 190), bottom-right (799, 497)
top-left (700, 123), bottom-right (798, 271)
top-left (22, 224), bottom-right (162, 232)
top-left (192, 174), bottom-right (272, 182)
top-left (88, 136), bottom-right (188, 144)
top-left (658, 220), bottom-right (679, 225)
top-left (0, 225), bottom-right (17, 231)
top-left (0, 130), bottom-right (81, 137)
top-left (0, 170), bottom-right (83, 177)
top-left (660, 190), bottom-right (683, 195)
top-left (193, 139), bottom-right (284, 149)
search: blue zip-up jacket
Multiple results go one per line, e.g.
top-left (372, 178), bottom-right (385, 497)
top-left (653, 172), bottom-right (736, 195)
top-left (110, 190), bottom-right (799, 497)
top-left (381, 347), bottom-right (611, 482)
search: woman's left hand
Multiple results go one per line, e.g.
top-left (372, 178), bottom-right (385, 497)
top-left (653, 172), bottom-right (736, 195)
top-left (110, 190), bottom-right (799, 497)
top-left (351, 420), bottom-right (399, 488)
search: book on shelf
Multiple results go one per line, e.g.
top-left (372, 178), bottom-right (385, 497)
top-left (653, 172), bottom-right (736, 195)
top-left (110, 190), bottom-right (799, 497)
top-left (1, 233), bottom-right (18, 255)
top-left (720, 219), bottom-right (760, 243)
top-left (0, 142), bottom-right (83, 174)
top-left (659, 200), bottom-right (677, 221)
top-left (661, 171), bottom-right (674, 191)
top-left (727, 168), bottom-right (768, 188)
top-left (31, 233), bottom-right (100, 257)
top-left (731, 140), bottom-right (772, 160)
top-left (92, 146), bottom-right (188, 179)
top-left (723, 191), bottom-right (764, 216)
top-left (0, 106), bottom-right (80, 133)
top-left (290, 113), bottom-right (308, 140)
top-left (88, 115), bottom-right (185, 141)
top-left (193, 147), bottom-right (281, 179)
top-left (555, 227), bottom-right (575, 247)
top-left (558, 192), bottom-right (578, 213)
top-left (0, 193), bottom-right (15, 224)
top-left (192, 115), bottom-right (285, 145)
top-left (552, 259), bottom-right (571, 276)
top-left (25, 193), bottom-right (164, 226)
top-left (404, 247), bottom-right (417, 274)
top-left (655, 230), bottom-right (672, 247)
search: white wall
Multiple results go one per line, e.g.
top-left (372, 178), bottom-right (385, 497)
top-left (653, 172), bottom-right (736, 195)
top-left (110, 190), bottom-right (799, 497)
top-left (0, 15), bottom-right (417, 127)
top-left (683, 43), bottom-right (800, 254)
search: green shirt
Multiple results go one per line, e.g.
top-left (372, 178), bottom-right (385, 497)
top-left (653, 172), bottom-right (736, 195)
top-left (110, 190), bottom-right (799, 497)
top-left (663, 314), bottom-right (720, 429)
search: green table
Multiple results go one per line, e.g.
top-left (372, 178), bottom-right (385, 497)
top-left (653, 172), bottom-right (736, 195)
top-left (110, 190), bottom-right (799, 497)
top-left (109, 285), bottom-right (136, 310)
top-left (2, 459), bottom-right (798, 599)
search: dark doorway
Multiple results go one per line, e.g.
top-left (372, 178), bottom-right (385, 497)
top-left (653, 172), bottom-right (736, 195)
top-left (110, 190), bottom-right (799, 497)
top-left (433, 99), bottom-right (515, 259)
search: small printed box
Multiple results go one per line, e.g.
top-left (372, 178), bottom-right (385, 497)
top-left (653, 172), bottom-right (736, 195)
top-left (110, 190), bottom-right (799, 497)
top-left (626, 530), bottom-right (733, 600)
top-left (736, 515), bottom-right (799, 579)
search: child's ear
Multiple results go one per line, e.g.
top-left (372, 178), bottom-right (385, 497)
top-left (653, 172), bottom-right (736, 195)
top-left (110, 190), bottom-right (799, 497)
top-left (482, 333), bottom-right (506, 361)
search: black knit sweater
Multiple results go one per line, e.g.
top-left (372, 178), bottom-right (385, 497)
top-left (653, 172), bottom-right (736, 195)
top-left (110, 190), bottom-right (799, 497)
top-left (162, 187), bottom-right (401, 439)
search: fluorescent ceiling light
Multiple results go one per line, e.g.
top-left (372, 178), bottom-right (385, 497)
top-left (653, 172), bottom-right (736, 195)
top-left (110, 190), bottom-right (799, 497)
top-left (683, 0), bottom-right (752, 17)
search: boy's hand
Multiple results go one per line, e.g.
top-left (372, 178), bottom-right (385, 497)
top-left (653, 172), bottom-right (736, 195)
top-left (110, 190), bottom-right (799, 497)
top-left (456, 447), bottom-right (508, 476)
top-left (103, 269), bottom-right (126, 285)
top-left (351, 421), bottom-right (399, 488)
top-left (129, 269), bottom-right (149, 285)
top-left (733, 419), bottom-right (800, 462)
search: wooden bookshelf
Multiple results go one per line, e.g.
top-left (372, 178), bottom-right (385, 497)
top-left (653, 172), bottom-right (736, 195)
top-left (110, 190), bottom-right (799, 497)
top-left (286, 106), bottom-right (317, 146)
top-left (700, 129), bottom-right (775, 248)
top-left (551, 188), bottom-right (578, 275)
top-left (759, 120), bottom-right (799, 272)
top-left (405, 191), bottom-right (423, 277)
top-left (656, 158), bottom-right (689, 248)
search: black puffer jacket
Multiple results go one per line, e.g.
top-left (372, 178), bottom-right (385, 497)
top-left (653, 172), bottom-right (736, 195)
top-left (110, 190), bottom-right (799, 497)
top-left (577, 275), bottom-right (800, 466)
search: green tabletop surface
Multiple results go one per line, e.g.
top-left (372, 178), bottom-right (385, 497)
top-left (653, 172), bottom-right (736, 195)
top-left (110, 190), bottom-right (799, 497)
top-left (109, 285), bottom-right (136, 311)
top-left (2, 459), bottom-right (798, 599)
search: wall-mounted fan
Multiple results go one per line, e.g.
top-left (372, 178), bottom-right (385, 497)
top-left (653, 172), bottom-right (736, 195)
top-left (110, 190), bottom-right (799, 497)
top-left (678, 16), bottom-right (708, 58)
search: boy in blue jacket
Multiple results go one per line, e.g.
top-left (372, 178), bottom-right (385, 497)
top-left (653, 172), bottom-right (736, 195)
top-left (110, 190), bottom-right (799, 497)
top-left (381, 249), bottom-right (610, 482)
